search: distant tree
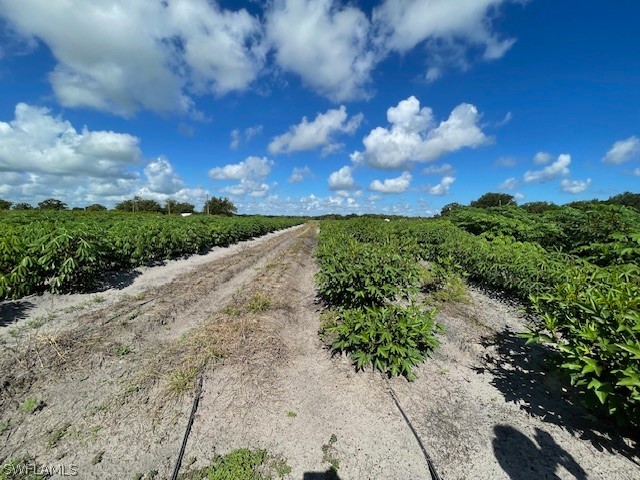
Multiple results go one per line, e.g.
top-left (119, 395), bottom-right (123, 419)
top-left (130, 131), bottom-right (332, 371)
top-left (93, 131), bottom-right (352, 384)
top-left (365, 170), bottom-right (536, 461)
top-left (0, 198), bottom-right (12, 210)
top-left (165, 199), bottom-right (195, 214)
top-left (85, 203), bottom-right (107, 212)
top-left (520, 201), bottom-right (559, 214)
top-left (604, 191), bottom-right (640, 210)
top-left (37, 198), bottom-right (68, 210)
top-left (12, 202), bottom-right (33, 211)
top-left (470, 193), bottom-right (516, 208)
top-left (71, 207), bottom-right (84, 211)
top-left (440, 202), bottom-right (464, 216)
top-left (115, 196), bottom-right (163, 213)
top-left (203, 196), bottom-right (236, 216)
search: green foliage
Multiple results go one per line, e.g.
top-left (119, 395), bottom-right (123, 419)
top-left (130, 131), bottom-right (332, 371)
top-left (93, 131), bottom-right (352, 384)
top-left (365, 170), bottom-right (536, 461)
top-left (470, 192), bottom-right (516, 208)
top-left (85, 203), bottom-right (107, 211)
top-left (315, 221), bottom-right (421, 309)
top-left (325, 304), bottom-right (440, 381)
top-left (204, 196), bottom-right (237, 216)
top-left (185, 449), bottom-right (291, 480)
top-left (0, 199), bottom-right (12, 210)
top-left (0, 212), bottom-right (303, 299)
top-left (524, 265), bottom-right (640, 426)
top-left (37, 198), bottom-right (67, 210)
top-left (165, 199), bottom-right (195, 214)
top-left (11, 202), bottom-right (32, 211)
top-left (115, 196), bottom-right (163, 213)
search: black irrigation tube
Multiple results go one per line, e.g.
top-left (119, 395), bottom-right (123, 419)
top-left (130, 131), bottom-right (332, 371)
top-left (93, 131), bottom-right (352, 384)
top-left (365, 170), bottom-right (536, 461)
top-left (387, 380), bottom-right (442, 480)
top-left (171, 371), bottom-right (204, 480)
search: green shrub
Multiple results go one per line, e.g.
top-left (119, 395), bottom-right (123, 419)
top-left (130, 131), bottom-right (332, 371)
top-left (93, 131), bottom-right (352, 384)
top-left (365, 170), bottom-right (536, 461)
top-left (524, 265), bottom-right (640, 427)
top-left (324, 304), bottom-right (441, 381)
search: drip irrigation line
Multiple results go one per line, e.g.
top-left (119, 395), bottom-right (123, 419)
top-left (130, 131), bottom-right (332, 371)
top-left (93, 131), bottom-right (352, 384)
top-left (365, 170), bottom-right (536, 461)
top-left (387, 380), bottom-right (442, 480)
top-left (171, 371), bottom-right (204, 480)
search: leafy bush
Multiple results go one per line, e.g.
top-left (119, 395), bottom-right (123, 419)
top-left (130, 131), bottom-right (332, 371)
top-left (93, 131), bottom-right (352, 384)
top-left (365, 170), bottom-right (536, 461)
top-left (524, 265), bottom-right (640, 426)
top-left (324, 304), bottom-right (440, 381)
top-left (315, 226), bottom-right (421, 309)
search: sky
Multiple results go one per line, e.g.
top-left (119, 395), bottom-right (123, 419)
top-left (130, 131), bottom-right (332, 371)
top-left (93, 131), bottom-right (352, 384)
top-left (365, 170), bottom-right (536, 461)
top-left (0, 0), bottom-right (639, 216)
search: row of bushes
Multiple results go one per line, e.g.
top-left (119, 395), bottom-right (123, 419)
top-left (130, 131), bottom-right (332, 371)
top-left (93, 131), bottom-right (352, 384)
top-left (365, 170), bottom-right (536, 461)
top-left (315, 220), bottom-right (441, 380)
top-left (0, 212), bottom-right (304, 300)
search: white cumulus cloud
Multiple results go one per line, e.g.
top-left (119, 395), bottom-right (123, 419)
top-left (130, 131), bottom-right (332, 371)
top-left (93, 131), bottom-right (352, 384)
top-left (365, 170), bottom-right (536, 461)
top-left (266, 0), bottom-right (376, 102)
top-left (0, 0), bottom-right (264, 116)
top-left (369, 171), bottom-right (412, 194)
top-left (533, 152), bottom-right (552, 164)
top-left (373, 0), bottom-right (516, 78)
top-left (523, 154), bottom-right (571, 183)
top-left (328, 166), bottom-right (357, 191)
top-left (209, 156), bottom-right (273, 197)
top-left (602, 136), bottom-right (640, 164)
top-left (428, 176), bottom-right (455, 196)
top-left (0, 103), bottom-right (141, 178)
top-left (499, 177), bottom-right (518, 190)
top-left (268, 105), bottom-right (362, 155)
top-left (560, 178), bottom-right (591, 194)
top-left (352, 96), bottom-right (489, 169)
top-left (288, 166), bottom-right (312, 183)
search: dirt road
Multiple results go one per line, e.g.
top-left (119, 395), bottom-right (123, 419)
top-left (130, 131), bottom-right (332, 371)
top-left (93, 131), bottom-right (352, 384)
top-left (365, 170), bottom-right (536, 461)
top-left (1, 223), bottom-right (638, 479)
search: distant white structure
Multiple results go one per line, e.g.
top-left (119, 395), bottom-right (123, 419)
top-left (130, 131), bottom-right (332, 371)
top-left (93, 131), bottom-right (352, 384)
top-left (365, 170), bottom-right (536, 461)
top-left (181, 213), bottom-right (193, 217)
top-left (384, 218), bottom-right (390, 222)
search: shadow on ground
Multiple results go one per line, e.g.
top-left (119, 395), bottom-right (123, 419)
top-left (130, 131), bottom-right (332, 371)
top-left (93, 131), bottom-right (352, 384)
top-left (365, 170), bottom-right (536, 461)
top-left (0, 300), bottom-right (34, 328)
top-left (475, 327), bottom-right (639, 467)
top-left (93, 269), bottom-right (141, 292)
top-left (494, 425), bottom-right (587, 480)
top-left (302, 469), bottom-right (342, 480)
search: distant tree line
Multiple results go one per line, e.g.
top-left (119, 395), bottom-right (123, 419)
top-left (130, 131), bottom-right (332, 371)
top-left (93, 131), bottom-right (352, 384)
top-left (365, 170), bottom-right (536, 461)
top-left (0, 195), bottom-right (238, 216)
top-left (441, 191), bottom-right (640, 215)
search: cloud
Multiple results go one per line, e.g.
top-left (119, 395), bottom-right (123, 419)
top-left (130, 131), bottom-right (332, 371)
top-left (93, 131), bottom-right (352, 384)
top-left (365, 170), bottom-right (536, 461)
top-left (230, 129), bottom-right (241, 150)
top-left (328, 166), bottom-right (357, 190)
top-left (427, 176), bottom-right (455, 196)
top-left (0, 103), bottom-right (209, 207)
top-left (495, 156), bottom-right (516, 167)
top-left (288, 166), bottom-right (312, 183)
top-left (560, 178), bottom-right (591, 194)
top-left (266, 0), bottom-right (376, 102)
top-left (143, 157), bottom-right (185, 194)
top-left (602, 136), bottom-right (640, 164)
top-left (268, 105), bottom-right (362, 155)
top-left (373, 0), bottom-right (516, 78)
top-left (523, 154), bottom-right (571, 183)
top-left (369, 171), bottom-right (412, 193)
top-left (0, 0), bottom-right (264, 116)
top-left (496, 111), bottom-right (512, 127)
top-left (1, 1), bottom-right (517, 113)
top-left (230, 124), bottom-right (263, 149)
top-left (208, 155), bottom-right (273, 197)
top-left (423, 163), bottom-right (455, 175)
top-left (499, 177), bottom-right (518, 190)
top-left (634, 168), bottom-right (640, 177)
top-left (208, 156), bottom-right (272, 181)
top-left (0, 103), bottom-right (141, 178)
top-left (352, 96), bottom-right (489, 169)
top-left (533, 151), bottom-right (552, 164)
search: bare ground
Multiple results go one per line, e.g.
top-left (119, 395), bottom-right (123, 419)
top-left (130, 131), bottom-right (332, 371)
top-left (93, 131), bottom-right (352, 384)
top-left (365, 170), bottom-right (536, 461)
top-left (0, 223), bottom-right (638, 479)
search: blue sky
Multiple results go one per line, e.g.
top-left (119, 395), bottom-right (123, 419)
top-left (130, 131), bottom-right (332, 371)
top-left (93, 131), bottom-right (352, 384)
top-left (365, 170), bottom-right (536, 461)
top-left (0, 0), bottom-right (638, 215)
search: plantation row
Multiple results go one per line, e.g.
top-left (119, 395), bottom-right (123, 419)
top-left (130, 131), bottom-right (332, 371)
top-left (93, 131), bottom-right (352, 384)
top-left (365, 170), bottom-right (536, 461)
top-left (315, 212), bottom-right (639, 427)
top-left (0, 211), bottom-right (304, 300)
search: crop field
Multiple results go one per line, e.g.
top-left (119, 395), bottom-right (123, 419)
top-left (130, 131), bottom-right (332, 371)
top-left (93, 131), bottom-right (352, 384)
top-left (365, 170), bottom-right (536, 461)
top-left (0, 211), bottom-right (304, 300)
top-left (0, 206), bottom-right (638, 479)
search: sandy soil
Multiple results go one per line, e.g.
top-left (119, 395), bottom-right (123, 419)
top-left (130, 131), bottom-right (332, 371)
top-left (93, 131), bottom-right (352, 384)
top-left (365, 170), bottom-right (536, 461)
top-left (0, 223), bottom-right (638, 479)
